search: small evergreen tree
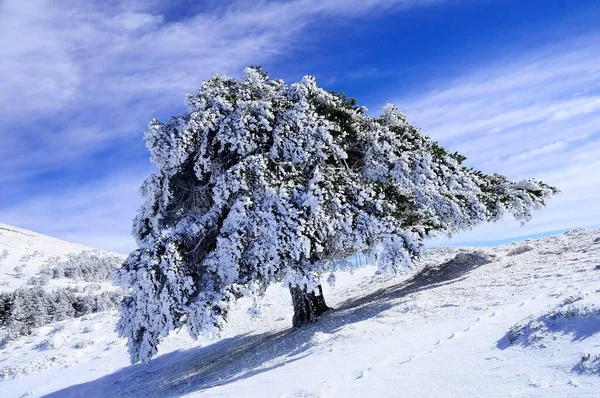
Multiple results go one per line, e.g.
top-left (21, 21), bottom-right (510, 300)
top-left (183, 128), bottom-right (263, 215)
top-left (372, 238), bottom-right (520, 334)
top-left (116, 67), bottom-right (558, 363)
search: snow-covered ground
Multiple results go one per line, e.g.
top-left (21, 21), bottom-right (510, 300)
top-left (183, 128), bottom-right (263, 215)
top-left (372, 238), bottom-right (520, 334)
top-left (1, 226), bottom-right (600, 397)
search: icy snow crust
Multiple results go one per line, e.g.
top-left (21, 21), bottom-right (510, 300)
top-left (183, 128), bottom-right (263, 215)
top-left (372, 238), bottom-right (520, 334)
top-left (1, 227), bottom-right (600, 397)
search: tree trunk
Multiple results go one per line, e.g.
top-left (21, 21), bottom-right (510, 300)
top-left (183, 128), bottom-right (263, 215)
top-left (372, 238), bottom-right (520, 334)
top-left (289, 284), bottom-right (330, 327)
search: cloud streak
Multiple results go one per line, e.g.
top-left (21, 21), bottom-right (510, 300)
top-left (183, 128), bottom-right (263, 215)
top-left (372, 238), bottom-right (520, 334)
top-left (395, 33), bottom-right (600, 244)
top-left (2, 0), bottom-right (598, 251)
top-left (1, 0), bottom-right (447, 182)
top-left (0, 0), bottom-right (446, 251)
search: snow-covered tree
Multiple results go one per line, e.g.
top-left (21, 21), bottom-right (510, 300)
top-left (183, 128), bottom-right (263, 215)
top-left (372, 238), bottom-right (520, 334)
top-left (116, 67), bottom-right (558, 364)
top-left (0, 287), bottom-right (122, 345)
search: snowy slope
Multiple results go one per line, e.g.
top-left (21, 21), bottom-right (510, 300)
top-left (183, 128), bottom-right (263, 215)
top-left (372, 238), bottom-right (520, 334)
top-left (1, 228), bottom-right (600, 397)
top-left (0, 223), bottom-right (122, 292)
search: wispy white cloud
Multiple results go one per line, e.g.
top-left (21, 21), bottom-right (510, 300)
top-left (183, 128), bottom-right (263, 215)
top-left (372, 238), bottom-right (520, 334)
top-left (1, 0), bottom-right (447, 251)
top-left (1, 0), bottom-right (447, 180)
top-left (4, 0), bottom-right (597, 251)
top-left (0, 0), bottom-right (439, 119)
top-left (395, 33), bottom-right (600, 244)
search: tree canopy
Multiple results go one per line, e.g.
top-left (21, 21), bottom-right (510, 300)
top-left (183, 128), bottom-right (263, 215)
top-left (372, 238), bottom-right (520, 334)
top-left (117, 67), bottom-right (557, 364)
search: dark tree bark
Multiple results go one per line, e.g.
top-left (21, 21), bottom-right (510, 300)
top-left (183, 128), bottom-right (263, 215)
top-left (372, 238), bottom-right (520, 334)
top-left (289, 284), bottom-right (330, 327)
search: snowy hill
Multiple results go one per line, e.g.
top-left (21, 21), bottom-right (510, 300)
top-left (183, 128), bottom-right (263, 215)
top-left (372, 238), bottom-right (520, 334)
top-left (0, 223), bottom-right (125, 383)
top-left (0, 223), bottom-right (123, 292)
top-left (1, 228), bottom-right (600, 397)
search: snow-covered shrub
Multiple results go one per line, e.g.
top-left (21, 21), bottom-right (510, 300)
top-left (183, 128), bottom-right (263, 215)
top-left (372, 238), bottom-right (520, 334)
top-left (82, 325), bottom-right (94, 333)
top-left (72, 340), bottom-right (95, 349)
top-left (507, 318), bottom-right (544, 346)
top-left (34, 338), bottom-right (56, 351)
top-left (19, 251), bottom-right (42, 263)
top-left (26, 274), bottom-right (50, 286)
top-left (564, 228), bottom-right (588, 236)
top-left (84, 283), bottom-right (102, 293)
top-left (574, 354), bottom-right (600, 375)
top-left (506, 293), bottom-right (599, 348)
top-left (117, 67), bottom-right (558, 364)
top-left (409, 251), bottom-right (494, 287)
top-left (12, 266), bottom-right (24, 278)
top-left (49, 324), bottom-right (65, 335)
top-left (507, 245), bottom-right (533, 256)
top-left (558, 294), bottom-right (584, 307)
top-left (42, 256), bottom-right (63, 279)
top-left (452, 251), bottom-right (494, 265)
top-left (0, 249), bottom-right (8, 263)
top-left (0, 367), bottom-right (17, 380)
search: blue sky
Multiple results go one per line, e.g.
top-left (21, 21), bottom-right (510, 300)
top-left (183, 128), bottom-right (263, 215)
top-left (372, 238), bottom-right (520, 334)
top-left (1, 0), bottom-right (599, 253)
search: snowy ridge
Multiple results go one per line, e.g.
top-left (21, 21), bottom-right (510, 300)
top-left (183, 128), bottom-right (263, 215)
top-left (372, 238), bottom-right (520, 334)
top-left (1, 228), bottom-right (600, 397)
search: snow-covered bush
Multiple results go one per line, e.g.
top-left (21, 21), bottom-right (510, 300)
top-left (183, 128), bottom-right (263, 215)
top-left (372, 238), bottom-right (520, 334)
top-left (34, 338), bottom-right (56, 351)
top-left (49, 324), bottom-right (65, 335)
top-left (506, 293), bottom-right (599, 348)
top-left (507, 245), bottom-right (533, 256)
top-left (117, 67), bottom-right (558, 363)
top-left (574, 354), bottom-right (600, 375)
top-left (12, 265), bottom-right (24, 278)
top-left (26, 274), bottom-right (50, 286)
top-left (72, 340), bottom-right (95, 349)
top-left (20, 251), bottom-right (42, 263)
top-left (84, 283), bottom-right (102, 293)
top-left (409, 250), bottom-right (494, 287)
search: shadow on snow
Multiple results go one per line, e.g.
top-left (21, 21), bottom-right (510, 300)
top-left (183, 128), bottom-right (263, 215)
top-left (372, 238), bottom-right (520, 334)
top-left (45, 253), bottom-right (490, 398)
